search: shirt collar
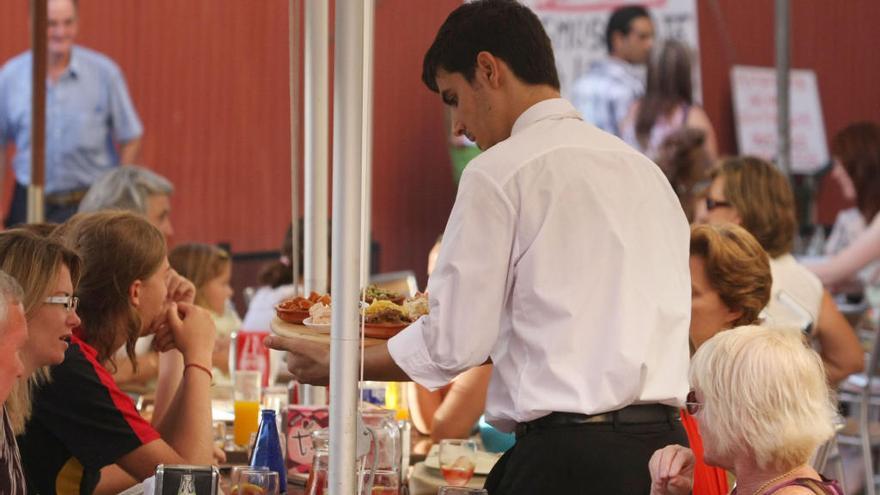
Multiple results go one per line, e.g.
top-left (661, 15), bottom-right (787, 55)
top-left (510, 98), bottom-right (582, 137)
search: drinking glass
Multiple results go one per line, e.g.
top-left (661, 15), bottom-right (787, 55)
top-left (237, 469), bottom-right (280, 495)
top-left (234, 370), bottom-right (262, 446)
top-left (437, 488), bottom-right (487, 494)
top-left (359, 469), bottom-right (400, 495)
top-left (438, 439), bottom-right (478, 487)
top-left (229, 466), bottom-right (268, 495)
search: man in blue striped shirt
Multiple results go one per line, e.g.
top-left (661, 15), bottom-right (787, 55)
top-left (0, 0), bottom-right (142, 225)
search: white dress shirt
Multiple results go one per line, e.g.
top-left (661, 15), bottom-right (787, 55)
top-left (388, 99), bottom-right (691, 432)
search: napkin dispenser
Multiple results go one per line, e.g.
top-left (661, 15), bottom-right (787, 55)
top-left (154, 465), bottom-right (218, 495)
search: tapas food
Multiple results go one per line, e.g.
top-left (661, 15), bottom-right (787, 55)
top-left (363, 285), bottom-right (405, 305)
top-left (362, 300), bottom-right (409, 338)
top-left (276, 292), bottom-right (331, 324)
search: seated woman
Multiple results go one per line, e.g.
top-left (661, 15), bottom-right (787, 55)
top-left (697, 156), bottom-right (864, 384)
top-left (0, 229), bottom-right (82, 439)
top-left (686, 223), bottom-right (772, 495)
top-left (17, 211), bottom-right (217, 495)
top-left (809, 122), bottom-right (880, 288)
top-left (649, 325), bottom-right (842, 494)
top-left (169, 243), bottom-right (238, 378)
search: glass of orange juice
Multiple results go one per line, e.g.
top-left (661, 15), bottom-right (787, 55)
top-left (234, 370), bottom-right (262, 446)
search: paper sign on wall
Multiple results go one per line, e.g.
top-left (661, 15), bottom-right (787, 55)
top-left (731, 65), bottom-right (828, 174)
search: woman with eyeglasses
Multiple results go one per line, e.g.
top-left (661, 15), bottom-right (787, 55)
top-left (695, 156), bottom-right (863, 385)
top-left (0, 228), bottom-right (82, 437)
top-left (685, 223), bottom-right (772, 495)
top-left (650, 326), bottom-right (842, 495)
top-left (17, 211), bottom-right (217, 495)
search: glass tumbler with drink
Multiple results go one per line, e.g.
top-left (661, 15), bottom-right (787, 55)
top-left (438, 439), bottom-right (478, 487)
top-left (234, 370), bottom-right (262, 446)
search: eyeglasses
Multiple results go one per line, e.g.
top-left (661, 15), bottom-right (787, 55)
top-left (705, 197), bottom-right (733, 211)
top-left (685, 390), bottom-right (703, 415)
top-left (44, 295), bottom-right (79, 312)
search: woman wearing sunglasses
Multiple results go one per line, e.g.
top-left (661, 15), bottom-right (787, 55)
top-left (685, 223), bottom-right (772, 495)
top-left (650, 326), bottom-right (842, 495)
top-left (17, 212), bottom-right (217, 495)
top-left (0, 228), bottom-right (83, 438)
top-left (695, 156), bottom-right (863, 385)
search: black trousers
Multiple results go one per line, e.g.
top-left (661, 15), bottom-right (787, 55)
top-left (5, 182), bottom-right (81, 227)
top-left (483, 415), bottom-right (689, 494)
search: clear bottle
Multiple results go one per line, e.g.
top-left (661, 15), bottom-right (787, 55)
top-left (250, 409), bottom-right (288, 493)
top-left (305, 429), bottom-right (329, 495)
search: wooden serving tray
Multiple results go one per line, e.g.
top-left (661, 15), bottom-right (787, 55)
top-left (269, 317), bottom-right (387, 347)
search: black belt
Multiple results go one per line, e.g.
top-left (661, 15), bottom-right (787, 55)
top-left (515, 404), bottom-right (678, 439)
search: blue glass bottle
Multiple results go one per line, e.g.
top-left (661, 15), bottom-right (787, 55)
top-left (250, 409), bottom-right (287, 493)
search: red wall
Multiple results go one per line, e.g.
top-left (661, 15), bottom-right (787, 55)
top-left (1, 0), bottom-right (877, 288)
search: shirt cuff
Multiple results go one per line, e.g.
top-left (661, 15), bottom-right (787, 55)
top-left (387, 317), bottom-right (455, 391)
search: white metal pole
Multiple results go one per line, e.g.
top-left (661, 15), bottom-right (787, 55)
top-left (360, 0), bottom-right (375, 285)
top-left (305, 0), bottom-right (330, 294)
top-left (330, 0), bottom-right (365, 493)
top-left (289, 0), bottom-right (301, 294)
top-left (775, 0), bottom-right (791, 178)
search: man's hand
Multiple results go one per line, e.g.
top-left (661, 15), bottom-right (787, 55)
top-left (166, 269), bottom-right (196, 305)
top-left (648, 444), bottom-right (695, 495)
top-left (263, 336), bottom-right (330, 385)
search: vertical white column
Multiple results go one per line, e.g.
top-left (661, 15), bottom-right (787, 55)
top-left (305, 0), bottom-right (330, 294)
top-left (360, 0), bottom-right (375, 285)
top-left (329, 0), bottom-right (365, 493)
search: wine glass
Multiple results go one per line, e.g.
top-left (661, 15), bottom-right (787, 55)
top-left (438, 439), bottom-right (478, 487)
top-left (437, 488), bottom-right (488, 494)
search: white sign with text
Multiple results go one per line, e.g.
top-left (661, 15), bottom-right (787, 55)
top-left (731, 65), bottom-right (828, 174)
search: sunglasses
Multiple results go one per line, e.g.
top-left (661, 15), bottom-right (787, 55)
top-left (45, 295), bottom-right (79, 312)
top-left (685, 390), bottom-right (703, 415)
top-left (705, 197), bottom-right (733, 211)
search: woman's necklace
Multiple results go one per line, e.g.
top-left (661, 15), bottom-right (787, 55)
top-left (732, 465), bottom-right (804, 495)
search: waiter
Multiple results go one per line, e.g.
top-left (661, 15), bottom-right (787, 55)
top-left (266, 1), bottom-right (691, 492)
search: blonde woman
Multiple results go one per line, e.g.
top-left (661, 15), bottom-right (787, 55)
top-left (649, 326), bottom-right (842, 494)
top-left (169, 243), bottom-right (238, 376)
top-left (697, 156), bottom-right (863, 384)
top-left (0, 230), bottom-right (83, 437)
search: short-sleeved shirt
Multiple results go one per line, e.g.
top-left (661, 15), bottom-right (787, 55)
top-left (0, 45), bottom-right (143, 193)
top-left (18, 331), bottom-right (160, 495)
top-left (0, 407), bottom-right (27, 495)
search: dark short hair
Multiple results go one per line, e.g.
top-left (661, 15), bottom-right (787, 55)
top-left (605, 5), bottom-right (651, 53)
top-left (421, 0), bottom-right (560, 92)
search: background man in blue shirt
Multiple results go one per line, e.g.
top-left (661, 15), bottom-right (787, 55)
top-left (570, 5), bottom-right (655, 137)
top-left (0, 0), bottom-right (142, 225)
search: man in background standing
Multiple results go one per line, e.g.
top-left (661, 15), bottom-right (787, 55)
top-left (570, 5), bottom-right (654, 136)
top-left (0, 0), bottom-right (143, 225)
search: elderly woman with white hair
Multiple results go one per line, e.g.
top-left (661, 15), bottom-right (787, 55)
top-left (649, 326), bottom-right (842, 495)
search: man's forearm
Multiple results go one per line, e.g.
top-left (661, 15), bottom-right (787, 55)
top-left (119, 137), bottom-right (141, 165)
top-left (364, 343), bottom-right (411, 382)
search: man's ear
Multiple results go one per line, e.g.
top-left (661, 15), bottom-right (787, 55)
top-left (129, 280), bottom-right (142, 308)
top-left (475, 51), bottom-right (502, 89)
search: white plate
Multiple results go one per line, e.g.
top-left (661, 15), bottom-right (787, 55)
top-left (423, 444), bottom-right (500, 476)
top-left (303, 317), bottom-right (331, 333)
